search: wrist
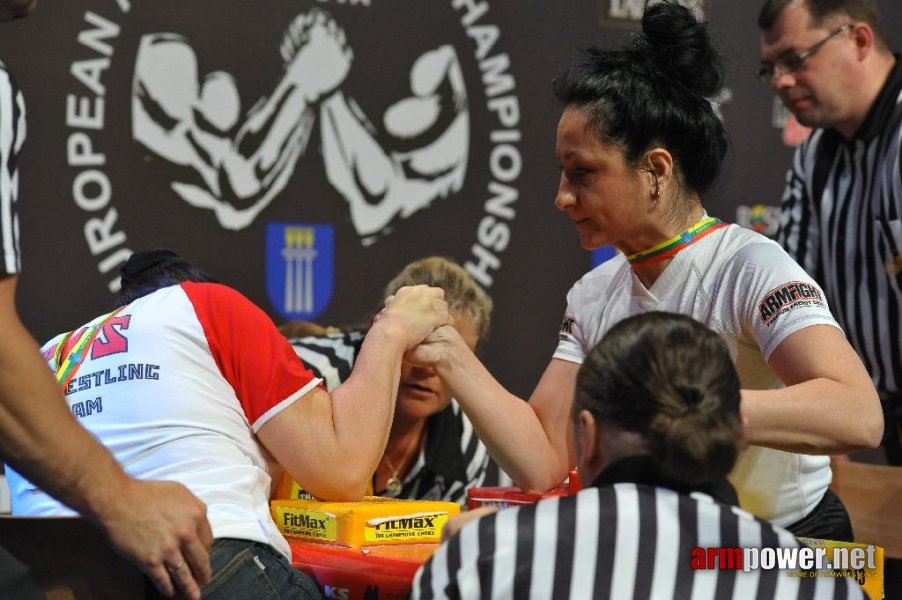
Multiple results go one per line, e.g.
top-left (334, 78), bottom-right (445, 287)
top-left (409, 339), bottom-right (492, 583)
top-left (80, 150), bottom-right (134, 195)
top-left (366, 318), bottom-right (410, 351)
top-left (432, 328), bottom-right (468, 373)
top-left (76, 461), bottom-right (135, 529)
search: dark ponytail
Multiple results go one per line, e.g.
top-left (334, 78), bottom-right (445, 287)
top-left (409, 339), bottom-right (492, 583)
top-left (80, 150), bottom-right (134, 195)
top-left (574, 311), bottom-right (741, 486)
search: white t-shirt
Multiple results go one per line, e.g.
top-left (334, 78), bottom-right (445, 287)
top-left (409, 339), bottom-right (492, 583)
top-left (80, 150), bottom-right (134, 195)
top-left (6, 282), bottom-right (322, 559)
top-left (554, 224), bottom-right (838, 526)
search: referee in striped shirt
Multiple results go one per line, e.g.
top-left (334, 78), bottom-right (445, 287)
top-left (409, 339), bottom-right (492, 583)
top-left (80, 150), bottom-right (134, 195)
top-left (0, 54), bottom-right (24, 276)
top-left (758, 0), bottom-right (902, 463)
top-left (413, 313), bottom-right (865, 599)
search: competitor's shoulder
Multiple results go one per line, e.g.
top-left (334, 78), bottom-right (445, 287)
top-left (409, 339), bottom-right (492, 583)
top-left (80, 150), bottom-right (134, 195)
top-left (179, 280), bottom-right (245, 297)
top-left (715, 225), bottom-right (801, 269)
top-left (178, 281), bottom-right (279, 329)
top-left (178, 280), bottom-right (262, 308)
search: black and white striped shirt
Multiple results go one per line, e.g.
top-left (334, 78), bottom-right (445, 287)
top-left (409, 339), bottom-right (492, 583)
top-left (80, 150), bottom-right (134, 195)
top-left (286, 331), bottom-right (489, 506)
top-left (0, 60), bottom-right (24, 276)
top-left (777, 56), bottom-right (902, 394)
top-left (412, 457), bottom-right (866, 600)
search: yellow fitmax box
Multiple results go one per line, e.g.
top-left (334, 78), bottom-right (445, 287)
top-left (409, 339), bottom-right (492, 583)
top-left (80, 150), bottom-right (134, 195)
top-left (271, 496), bottom-right (460, 547)
top-left (796, 538), bottom-right (884, 600)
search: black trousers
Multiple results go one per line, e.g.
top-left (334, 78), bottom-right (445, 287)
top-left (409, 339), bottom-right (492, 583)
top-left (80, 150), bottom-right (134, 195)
top-left (785, 488), bottom-right (854, 542)
top-left (882, 394), bottom-right (902, 465)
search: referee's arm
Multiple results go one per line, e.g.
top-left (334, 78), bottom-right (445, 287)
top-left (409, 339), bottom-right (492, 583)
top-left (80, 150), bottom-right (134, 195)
top-left (776, 149), bottom-right (819, 277)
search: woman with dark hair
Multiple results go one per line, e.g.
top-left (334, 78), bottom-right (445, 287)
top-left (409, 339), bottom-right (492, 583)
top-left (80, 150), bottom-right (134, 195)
top-left (406, 1), bottom-right (882, 541)
top-left (412, 313), bottom-right (866, 599)
top-left (115, 248), bottom-right (218, 306)
top-left (573, 314), bottom-right (742, 492)
top-left (7, 249), bottom-right (450, 599)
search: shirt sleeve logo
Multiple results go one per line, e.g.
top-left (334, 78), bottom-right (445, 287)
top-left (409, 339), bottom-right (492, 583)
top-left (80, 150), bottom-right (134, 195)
top-left (559, 313), bottom-right (576, 338)
top-left (758, 281), bottom-right (826, 326)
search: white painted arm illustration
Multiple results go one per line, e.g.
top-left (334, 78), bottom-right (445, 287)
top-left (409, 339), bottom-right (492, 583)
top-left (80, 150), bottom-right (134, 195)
top-left (131, 9), bottom-right (351, 230)
top-left (133, 9), bottom-right (469, 238)
top-left (320, 45), bottom-right (469, 239)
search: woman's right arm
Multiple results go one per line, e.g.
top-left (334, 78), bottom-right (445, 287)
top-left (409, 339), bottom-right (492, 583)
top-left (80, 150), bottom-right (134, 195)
top-left (409, 325), bottom-right (580, 492)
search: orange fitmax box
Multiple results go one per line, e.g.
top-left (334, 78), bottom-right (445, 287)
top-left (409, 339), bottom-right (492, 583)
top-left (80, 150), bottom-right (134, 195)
top-left (272, 496), bottom-right (460, 547)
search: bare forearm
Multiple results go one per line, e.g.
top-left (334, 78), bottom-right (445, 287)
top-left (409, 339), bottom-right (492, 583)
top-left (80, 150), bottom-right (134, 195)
top-left (435, 342), bottom-right (569, 491)
top-left (328, 323), bottom-right (407, 479)
top-left (742, 380), bottom-right (883, 454)
top-left (262, 284), bottom-right (451, 500)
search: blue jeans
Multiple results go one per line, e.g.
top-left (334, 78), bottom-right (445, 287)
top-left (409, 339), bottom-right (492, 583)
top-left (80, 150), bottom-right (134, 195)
top-left (202, 538), bottom-right (322, 600)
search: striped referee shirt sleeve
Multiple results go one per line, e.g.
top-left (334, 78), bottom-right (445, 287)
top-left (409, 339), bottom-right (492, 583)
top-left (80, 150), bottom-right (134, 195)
top-left (776, 137), bottom-right (822, 278)
top-left (0, 62), bottom-right (25, 275)
top-left (441, 401), bottom-right (489, 505)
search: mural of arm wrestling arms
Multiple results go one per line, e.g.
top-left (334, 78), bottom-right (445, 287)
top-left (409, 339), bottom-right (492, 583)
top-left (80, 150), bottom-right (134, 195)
top-left (131, 8), bottom-right (351, 229)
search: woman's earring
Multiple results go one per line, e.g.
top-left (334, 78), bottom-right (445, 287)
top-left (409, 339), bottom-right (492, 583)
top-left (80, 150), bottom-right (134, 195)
top-left (642, 168), bottom-right (659, 199)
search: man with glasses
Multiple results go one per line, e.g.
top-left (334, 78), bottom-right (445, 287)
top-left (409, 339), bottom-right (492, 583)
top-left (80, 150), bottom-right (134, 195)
top-left (758, 0), bottom-right (901, 465)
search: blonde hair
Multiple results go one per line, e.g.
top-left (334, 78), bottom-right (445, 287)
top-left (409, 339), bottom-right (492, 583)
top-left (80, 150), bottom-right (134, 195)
top-left (383, 257), bottom-right (493, 344)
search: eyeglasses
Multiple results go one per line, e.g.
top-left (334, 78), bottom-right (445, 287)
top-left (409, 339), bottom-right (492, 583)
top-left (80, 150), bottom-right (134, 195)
top-left (757, 24), bottom-right (852, 83)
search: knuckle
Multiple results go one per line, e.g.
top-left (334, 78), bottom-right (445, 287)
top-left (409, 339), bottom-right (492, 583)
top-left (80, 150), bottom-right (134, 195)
top-left (144, 553), bottom-right (166, 571)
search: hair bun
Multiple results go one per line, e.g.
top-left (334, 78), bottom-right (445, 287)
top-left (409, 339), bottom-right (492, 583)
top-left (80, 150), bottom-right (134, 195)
top-left (120, 249), bottom-right (183, 287)
top-left (676, 384), bottom-right (704, 414)
top-left (639, 1), bottom-right (724, 99)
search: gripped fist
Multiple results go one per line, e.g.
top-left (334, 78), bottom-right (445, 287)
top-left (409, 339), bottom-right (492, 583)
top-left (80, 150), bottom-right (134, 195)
top-left (376, 285), bottom-right (450, 349)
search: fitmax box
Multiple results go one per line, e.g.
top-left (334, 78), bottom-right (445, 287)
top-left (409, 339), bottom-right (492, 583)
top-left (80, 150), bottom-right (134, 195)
top-left (272, 496), bottom-right (460, 547)
top-left (796, 538), bottom-right (884, 600)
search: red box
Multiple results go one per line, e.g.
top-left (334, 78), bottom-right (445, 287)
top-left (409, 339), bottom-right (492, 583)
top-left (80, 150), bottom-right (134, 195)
top-left (466, 470), bottom-right (581, 511)
top-left (289, 539), bottom-right (438, 600)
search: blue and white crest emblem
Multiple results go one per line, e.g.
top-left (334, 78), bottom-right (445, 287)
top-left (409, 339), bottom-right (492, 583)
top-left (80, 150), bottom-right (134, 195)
top-left (266, 223), bottom-right (334, 321)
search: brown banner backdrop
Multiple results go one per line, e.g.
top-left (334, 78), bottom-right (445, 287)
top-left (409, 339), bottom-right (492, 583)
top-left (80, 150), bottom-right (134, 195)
top-left (0, 0), bottom-right (899, 399)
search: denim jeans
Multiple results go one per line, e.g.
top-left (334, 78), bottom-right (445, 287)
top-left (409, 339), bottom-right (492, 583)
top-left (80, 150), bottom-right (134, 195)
top-left (202, 538), bottom-right (322, 600)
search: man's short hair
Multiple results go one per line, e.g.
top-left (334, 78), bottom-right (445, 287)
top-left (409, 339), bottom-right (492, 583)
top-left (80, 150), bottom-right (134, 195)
top-left (758, 0), bottom-right (892, 50)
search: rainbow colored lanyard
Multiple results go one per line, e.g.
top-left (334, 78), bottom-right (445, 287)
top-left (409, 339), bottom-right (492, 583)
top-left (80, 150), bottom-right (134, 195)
top-left (626, 216), bottom-right (728, 268)
top-left (52, 306), bottom-right (126, 389)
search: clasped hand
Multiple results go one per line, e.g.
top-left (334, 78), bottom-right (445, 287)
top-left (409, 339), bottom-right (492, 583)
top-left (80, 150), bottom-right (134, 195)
top-left (376, 285), bottom-right (451, 349)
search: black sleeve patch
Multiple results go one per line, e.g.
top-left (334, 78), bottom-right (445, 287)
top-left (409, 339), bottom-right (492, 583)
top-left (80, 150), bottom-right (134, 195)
top-left (559, 313), bottom-right (575, 337)
top-left (758, 281), bottom-right (826, 326)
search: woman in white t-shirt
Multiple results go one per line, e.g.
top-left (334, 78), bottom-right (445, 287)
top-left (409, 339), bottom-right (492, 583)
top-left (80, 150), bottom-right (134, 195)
top-left (403, 1), bottom-right (882, 540)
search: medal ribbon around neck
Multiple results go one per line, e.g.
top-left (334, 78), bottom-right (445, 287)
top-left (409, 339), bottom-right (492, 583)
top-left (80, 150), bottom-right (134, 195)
top-left (52, 306), bottom-right (127, 390)
top-left (626, 216), bottom-right (727, 268)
